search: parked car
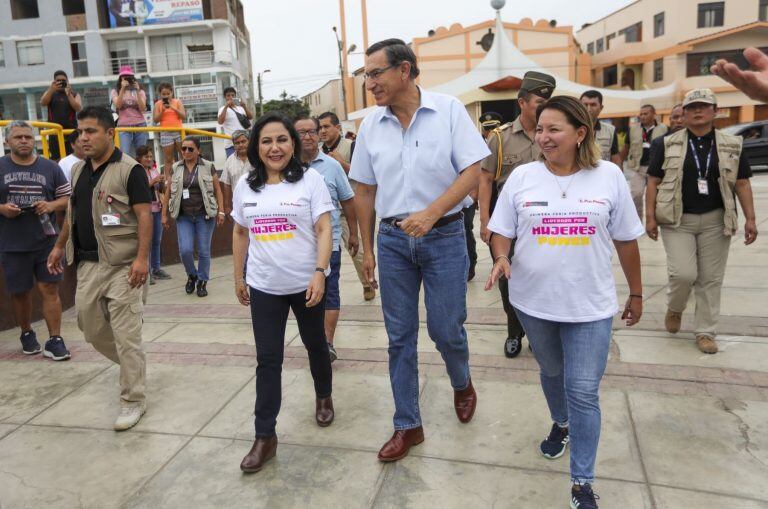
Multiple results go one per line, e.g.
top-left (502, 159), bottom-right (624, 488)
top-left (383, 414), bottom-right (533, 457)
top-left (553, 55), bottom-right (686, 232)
top-left (723, 120), bottom-right (768, 172)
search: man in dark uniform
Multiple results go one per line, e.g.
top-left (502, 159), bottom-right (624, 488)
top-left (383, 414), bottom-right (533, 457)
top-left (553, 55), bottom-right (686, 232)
top-left (479, 71), bottom-right (555, 358)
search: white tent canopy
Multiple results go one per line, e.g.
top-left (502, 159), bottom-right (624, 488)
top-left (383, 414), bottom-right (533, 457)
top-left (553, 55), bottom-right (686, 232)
top-left (349, 8), bottom-right (678, 120)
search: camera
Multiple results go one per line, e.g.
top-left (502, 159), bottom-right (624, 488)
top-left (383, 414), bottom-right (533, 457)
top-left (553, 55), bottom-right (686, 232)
top-left (126, 76), bottom-right (136, 85)
top-left (57, 79), bottom-right (67, 89)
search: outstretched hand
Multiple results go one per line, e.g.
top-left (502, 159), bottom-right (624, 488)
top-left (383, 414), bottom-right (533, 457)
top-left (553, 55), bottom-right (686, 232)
top-left (711, 48), bottom-right (768, 103)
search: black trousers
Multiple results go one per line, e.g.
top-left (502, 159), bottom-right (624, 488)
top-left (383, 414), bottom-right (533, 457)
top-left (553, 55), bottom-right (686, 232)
top-left (249, 286), bottom-right (332, 437)
top-left (490, 184), bottom-right (525, 340)
top-left (462, 206), bottom-right (477, 270)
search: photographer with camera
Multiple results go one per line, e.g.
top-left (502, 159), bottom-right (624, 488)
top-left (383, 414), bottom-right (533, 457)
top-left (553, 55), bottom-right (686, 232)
top-left (40, 70), bottom-right (82, 161)
top-left (110, 66), bottom-right (148, 158)
top-left (217, 87), bottom-right (253, 158)
top-left (152, 82), bottom-right (186, 178)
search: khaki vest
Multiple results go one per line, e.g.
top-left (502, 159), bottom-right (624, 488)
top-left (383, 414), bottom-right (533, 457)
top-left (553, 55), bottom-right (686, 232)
top-left (334, 137), bottom-right (353, 165)
top-left (168, 158), bottom-right (218, 219)
top-left (627, 122), bottom-right (668, 170)
top-left (595, 122), bottom-right (615, 161)
top-left (654, 129), bottom-right (742, 236)
top-left (65, 152), bottom-right (141, 266)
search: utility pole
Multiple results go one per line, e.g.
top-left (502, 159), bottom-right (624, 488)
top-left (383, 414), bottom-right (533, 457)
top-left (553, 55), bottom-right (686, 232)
top-left (333, 27), bottom-right (348, 120)
top-left (257, 69), bottom-right (270, 116)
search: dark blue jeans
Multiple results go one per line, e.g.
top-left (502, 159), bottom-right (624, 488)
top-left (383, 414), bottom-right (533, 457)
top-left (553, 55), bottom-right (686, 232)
top-left (175, 212), bottom-right (215, 281)
top-left (377, 217), bottom-right (471, 430)
top-left (150, 211), bottom-right (163, 272)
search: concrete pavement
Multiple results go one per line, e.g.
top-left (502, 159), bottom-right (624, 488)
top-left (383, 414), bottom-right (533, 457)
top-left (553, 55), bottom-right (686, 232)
top-left (1, 175), bottom-right (767, 508)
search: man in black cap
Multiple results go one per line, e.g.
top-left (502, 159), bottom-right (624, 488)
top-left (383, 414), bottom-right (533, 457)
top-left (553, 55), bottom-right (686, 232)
top-left (479, 70), bottom-right (555, 358)
top-left (480, 111), bottom-right (503, 140)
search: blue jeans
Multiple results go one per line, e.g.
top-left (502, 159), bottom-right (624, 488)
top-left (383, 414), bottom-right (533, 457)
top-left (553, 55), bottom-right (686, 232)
top-left (150, 211), bottom-right (163, 272)
top-left (377, 217), bottom-right (470, 430)
top-left (118, 123), bottom-right (149, 157)
top-left (514, 309), bottom-right (613, 485)
top-left (175, 212), bottom-right (215, 281)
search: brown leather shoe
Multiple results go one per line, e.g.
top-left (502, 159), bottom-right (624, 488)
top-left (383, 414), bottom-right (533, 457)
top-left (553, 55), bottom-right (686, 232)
top-left (240, 436), bottom-right (277, 473)
top-left (665, 310), bottom-right (682, 333)
top-left (696, 334), bottom-right (718, 354)
top-left (363, 286), bottom-right (376, 301)
top-left (454, 378), bottom-right (477, 423)
top-left (316, 396), bottom-right (334, 427)
top-left (377, 426), bottom-right (425, 462)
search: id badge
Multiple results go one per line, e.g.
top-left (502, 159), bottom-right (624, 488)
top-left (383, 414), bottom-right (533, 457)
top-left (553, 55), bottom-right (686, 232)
top-left (182, 188), bottom-right (190, 199)
top-left (642, 142), bottom-right (651, 149)
top-left (697, 179), bottom-right (709, 195)
top-left (101, 213), bottom-right (121, 226)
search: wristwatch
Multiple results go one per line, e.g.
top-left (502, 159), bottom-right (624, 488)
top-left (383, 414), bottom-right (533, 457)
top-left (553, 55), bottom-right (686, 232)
top-left (315, 267), bottom-right (327, 276)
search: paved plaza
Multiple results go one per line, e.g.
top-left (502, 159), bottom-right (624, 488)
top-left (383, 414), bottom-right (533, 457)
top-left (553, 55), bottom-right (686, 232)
top-left (0, 175), bottom-right (767, 508)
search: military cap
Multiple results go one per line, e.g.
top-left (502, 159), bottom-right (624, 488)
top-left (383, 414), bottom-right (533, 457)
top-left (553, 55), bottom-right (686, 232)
top-left (683, 88), bottom-right (717, 107)
top-left (520, 71), bottom-right (556, 99)
top-left (480, 111), bottom-right (503, 129)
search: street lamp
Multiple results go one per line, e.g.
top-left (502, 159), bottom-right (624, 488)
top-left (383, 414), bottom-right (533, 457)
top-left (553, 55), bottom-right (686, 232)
top-left (257, 69), bottom-right (271, 116)
top-left (332, 26), bottom-right (355, 119)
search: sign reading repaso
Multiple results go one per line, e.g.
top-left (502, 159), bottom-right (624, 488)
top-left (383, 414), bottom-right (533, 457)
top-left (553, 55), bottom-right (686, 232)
top-left (107, 0), bottom-right (204, 27)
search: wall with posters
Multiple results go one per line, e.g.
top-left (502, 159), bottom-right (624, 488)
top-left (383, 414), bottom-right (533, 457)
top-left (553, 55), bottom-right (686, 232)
top-left (106, 0), bottom-right (204, 27)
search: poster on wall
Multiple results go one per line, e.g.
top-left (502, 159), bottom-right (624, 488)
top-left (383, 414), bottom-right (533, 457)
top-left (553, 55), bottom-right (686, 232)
top-left (107, 0), bottom-right (204, 27)
top-left (175, 84), bottom-right (218, 105)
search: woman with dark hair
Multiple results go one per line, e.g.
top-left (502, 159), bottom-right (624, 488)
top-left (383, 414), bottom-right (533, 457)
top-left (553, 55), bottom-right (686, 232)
top-left (110, 66), bottom-right (148, 157)
top-left (485, 96), bottom-right (643, 509)
top-left (136, 145), bottom-right (170, 284)
top-left (164, 136), bottom-right (224, 297)
top-left (231, 113), bottom-right (334, 473)
top-left (152, 82), bottom-right (186, 179)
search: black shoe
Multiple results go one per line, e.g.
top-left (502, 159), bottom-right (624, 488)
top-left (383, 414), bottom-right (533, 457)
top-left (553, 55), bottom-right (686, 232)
top-left (570, 483), bottom-right (599, 509)
top-left (43, 336), bottom-right (71, 361)
top-left (540, 422), bottom-right (569, 459)
top-left (20, 330), bottom-right (41, 355)
top-left (196, 280), bottom-right (208, 297)
top-left (152, 269), bottom-right (172, 280)
top-left (328, 343), bottom-right (338, 363)
top-left (504, 336), bottom-right (523, 358)
top-left (185, 275), bottom-right (197, 294)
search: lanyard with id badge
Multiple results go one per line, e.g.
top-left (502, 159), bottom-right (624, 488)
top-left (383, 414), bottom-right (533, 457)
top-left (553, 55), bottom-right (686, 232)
top-left (101, 194), bottom-right (121, 226)
top-left (182, 163), bottom-right (199, 200)
top-left (688, 139), bottom-right (714, 195)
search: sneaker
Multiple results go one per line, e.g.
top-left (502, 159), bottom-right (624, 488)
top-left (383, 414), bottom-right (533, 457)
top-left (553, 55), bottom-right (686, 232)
top-left (196, 280), bottom-right (208, 297)
top-left (43, 336), bottom-right (71, 361)
top-left (504, 336), bottom-right (523, 358)
top-left (152, 269), bottom-right (172, 280)
top-left (665, 309), bottom-right (682, 334)
top-left (570, 483), bottom-right (600, 509)
top-left (185, 275), bottom-right (197, 294)
top-left (540, 422), bottom-right (569, 459)
top-left (328, 343), bottom-right (338, 363)
top-left (114, 403), bottom-right (147, 431)
top-left (696, 334), bottom-right (718, 354)
top-left (20, 330), bottom-right (41, 355)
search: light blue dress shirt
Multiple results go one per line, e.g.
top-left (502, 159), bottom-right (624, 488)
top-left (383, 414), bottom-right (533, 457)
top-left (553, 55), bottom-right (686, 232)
top-left (309, 151), bottom-right (354, 251)
top-left (349, 88), bottom-right (490, 219)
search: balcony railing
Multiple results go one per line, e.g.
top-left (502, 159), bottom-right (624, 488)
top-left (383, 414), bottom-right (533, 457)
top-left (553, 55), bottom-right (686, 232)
top-left (107, 56), bottom-right (148, 75)
top-left (106, 51), bottom-right (233, 76)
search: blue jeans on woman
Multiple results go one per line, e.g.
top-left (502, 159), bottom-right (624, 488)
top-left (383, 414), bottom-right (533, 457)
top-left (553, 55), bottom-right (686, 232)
top-left (377, 217), bottom-right (471, 430)
top-left (175, 212), bottom-right (215, 281)
top-left (118, 123), bottom-right (149, 157)
top-left (514, 308), bottom-right (613, 485)
top-left (150, 211), bottom-right (163, 272)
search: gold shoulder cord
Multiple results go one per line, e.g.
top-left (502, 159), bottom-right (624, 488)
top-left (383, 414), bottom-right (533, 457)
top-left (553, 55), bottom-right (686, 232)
top-left (493, 127), bottom-right (504, 181)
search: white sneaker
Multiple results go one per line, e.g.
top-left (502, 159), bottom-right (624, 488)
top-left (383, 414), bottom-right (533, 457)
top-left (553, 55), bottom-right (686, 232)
top-left (113, 403), bottom-right (147, 431)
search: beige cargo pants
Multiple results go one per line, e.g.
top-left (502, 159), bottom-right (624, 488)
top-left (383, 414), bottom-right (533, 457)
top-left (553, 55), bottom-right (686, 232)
top-left (76, 261), bottom-right (146, 406)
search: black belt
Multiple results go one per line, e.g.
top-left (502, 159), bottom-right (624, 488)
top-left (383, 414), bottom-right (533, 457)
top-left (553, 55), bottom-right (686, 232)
top-left (381, 211), bottom-right (463, 229)
top-left (75, 249), bottom-right (99, 262)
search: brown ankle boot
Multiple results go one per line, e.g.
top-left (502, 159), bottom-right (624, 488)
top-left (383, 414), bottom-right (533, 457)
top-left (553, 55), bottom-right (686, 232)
top-left (665, 309), bottom-right (682, 333)
top-left (696, 334), bottom-right (718, 354)
top-left (240, 436), bottom-right (277, 473)
top-left (316, 396), bottom-right (334, 427)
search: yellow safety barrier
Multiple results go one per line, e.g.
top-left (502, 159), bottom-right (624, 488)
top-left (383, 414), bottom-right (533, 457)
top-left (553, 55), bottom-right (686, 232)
top-left (0, 120), bottom-right (66, 159)
top-left (112, 126), bottom-right (232, 149)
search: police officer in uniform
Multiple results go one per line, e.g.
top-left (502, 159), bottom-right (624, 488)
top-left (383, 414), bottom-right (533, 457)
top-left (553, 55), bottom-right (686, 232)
top-left (478, 71), bottom-right (555, 358)
top-left (480, 111), bottom-right (503, 140)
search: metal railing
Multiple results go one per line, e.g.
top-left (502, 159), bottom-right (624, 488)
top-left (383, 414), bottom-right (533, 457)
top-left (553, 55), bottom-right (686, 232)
top-left (105, 51), bottom-right (233, 75)
top-left (0, 120), bottom-right (67, 160)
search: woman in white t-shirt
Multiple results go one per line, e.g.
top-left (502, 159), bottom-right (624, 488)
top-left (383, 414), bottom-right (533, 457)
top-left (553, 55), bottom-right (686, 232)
top-left (231, 113), bottom-right (334, 474)
top-left (486, 96), bottom-right (644, 509)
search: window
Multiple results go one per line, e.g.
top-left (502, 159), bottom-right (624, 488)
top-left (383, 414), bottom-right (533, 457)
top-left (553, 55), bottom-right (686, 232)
top-left (619, 22), bottom-right (642, 43)
top-left (108, 39), bottom-right (147, 74)
top-left (62, 0), bottom-right (85, 15)
top-left (653, 58), bottom-right (664, 81)
top-left (654, 12), bottom-right (665, 37)
top-left (603, 65), bottom-right (618, 86)
top-left (16, 40), bottom-right (44, 66)
top-left (687, 47), bottom-right (768, 76)
top-left (596, 38), bottom-right (604, 53)
top-left (0, 43), bottom-right (5, 67)
top-left (71, 37), bottom-right (88, 77)
top-left (606, 33), bottom-right (616, 50)
top-left (587, 42), bottom-right (594, 55)
top-left (698, 2), bottom-right (724, 28)
top-left (11, 0), bottom-right (39, 19)
top-left (760, 0), bottom-right (768, 21)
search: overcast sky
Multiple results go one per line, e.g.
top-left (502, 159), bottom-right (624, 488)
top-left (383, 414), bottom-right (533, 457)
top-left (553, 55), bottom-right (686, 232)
top-left (243, 0), bottom-right (635, 101)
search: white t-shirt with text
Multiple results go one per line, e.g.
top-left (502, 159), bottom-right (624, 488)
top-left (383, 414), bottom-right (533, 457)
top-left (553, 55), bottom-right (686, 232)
top-left (231, 168), bottom-right (334, 295)
top-left (488, 160), bottom-right (644, 322)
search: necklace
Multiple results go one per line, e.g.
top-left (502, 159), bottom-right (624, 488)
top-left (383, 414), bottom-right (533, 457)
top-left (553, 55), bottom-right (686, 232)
top-left (546, 163), bottom-right (580, 198)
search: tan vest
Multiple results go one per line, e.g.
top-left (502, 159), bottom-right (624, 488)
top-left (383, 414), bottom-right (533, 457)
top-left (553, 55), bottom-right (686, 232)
top-left (168, 158), bottom-right (218, 219)
top-left (627, 122), bottom-right (668, 170)
top-left (654, 129), bottom-right (742, 236)
top-left (65, 152), bottom-right (141, 266)
top-left (333, 137), bottom-right (353, 165)
top-left (595, 122), bottom-right (615, 161)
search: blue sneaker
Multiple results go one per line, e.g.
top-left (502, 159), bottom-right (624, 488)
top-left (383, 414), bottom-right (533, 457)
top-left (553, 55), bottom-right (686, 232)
top-left (540, 422), bottom-right (569, 459)
top-left (43, 336), bottom-right (71, 361)
top-left (570, 483), bottom-right (599, 509)
top-left (20, 330), bottom-right (41, 355)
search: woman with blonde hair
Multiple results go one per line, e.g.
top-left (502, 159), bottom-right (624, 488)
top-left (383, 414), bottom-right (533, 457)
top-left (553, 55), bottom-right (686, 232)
top-left (485, 96), bottom-right (644, 509)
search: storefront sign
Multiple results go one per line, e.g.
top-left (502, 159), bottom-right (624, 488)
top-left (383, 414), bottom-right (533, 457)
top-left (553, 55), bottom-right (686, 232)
top-left (175, 84), bottom-right (218, 105)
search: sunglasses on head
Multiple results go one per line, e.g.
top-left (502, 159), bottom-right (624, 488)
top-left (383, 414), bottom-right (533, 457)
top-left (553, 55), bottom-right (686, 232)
top-left (181, 146), bottom-right (196, 152)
